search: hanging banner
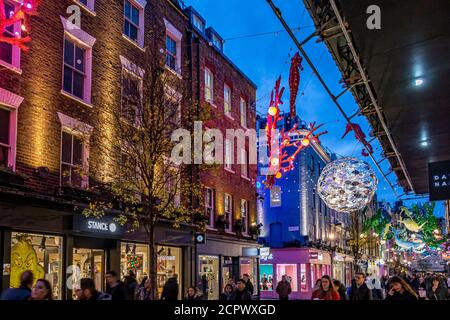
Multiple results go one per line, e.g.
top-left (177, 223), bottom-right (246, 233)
top-left (429, 160), bottom-right (450, 200)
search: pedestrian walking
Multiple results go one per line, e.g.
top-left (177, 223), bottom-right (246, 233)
top-left (30, 279), bottom-right (53, 300)
top-left (161, 274), bottom-right (179, 300)
top-left (275, 275), bottom-right (292, 300)
top-left (333, 279), bottom-right (347, 300)
top-left (105, 270), bottom-right (130, 300)
top-left (0, 270), bottom-right (34, 300)
top-left (385, 276), bottom-right (418, 301)
top-left (311, 275), bottom-right (340, 300)
top-left (185, 286), bottom-right (202, 300)
top-left (372, 276), bottom-right (383, 300)
top-left (79, 278), bottom-right (111, 300)
top-left (135, 277), bottom-right (152, 300)
top-left (231, 279), bottom-right (252, 301)
top-left (242, 274), bottom-right (254, 296)
top-left (220, 284), bottom-right (234, 301)
top-left (123, 270), bottom-right (138, 300)
top-left (427, 276), bottom-right (450, 300)
top-left (417, 276), bottom-right (427, 300)
top-left (348, 273), bottom-right (372, 300)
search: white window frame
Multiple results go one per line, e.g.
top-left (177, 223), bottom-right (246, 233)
top-left (122, 0), bottom-right (147, 49)
top-left (0, 88), bottom-right (23, 171)
top-left (73, 0), bottom-right (96, 15)
top-left (120, 55), bottom-right (144, 126)
top-left (60, 16), bottom-right (96, 107)
top-left (240, 148), bottom-right (248, 179)
top-left (192, 14), bottom-right (205, 32)
top-left (205, 187), bottom-right (215, 228)
top-left (57, 112), bottom-right (93, 189)
top-left (240, 97), bottom-right (247, 128)
top-left (224, 84), bottom-right (232, 116)
top-left (164, 18), bottom-right (183, 76)
top-left (224, 138), bottom-right (234, 172)
top-left (241, 199), bottom-right (249, 235)
top-left (0, 1), bottom-right (22, 73)
top-left (224, 193), bottom-right (233, 233)
top-left (204, 68), bottom-right (214, 104)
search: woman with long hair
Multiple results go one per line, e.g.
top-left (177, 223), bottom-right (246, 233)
top-left (30, 279), bottom-right (53, 300)
top-left (385, 276), bottom-right (418, 301)
top-left (135, 277), bottom-right (152, 300)
top-left (311, 275), bottom-right (340, 300)
top-left (427, 276), bottom-right (450, 300)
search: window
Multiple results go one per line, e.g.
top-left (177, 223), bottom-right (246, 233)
top-left (164, 18), bottom-right (182, 75)
top-left (123, 0), bottom-right (146, 47)
top-left (121, 69), bottom-right (142, 125)
top-left (276, 264), bottom-right (298, 292)
top-left (63, 37), bottom-right (86, 100)
top-left (224, 193), bottom-right (233, 232)
top-left (0, 1), bottom-right (20, 69)
top-left (165, 35), bottom-right (177, 71)
top-left (259, 264), bottom-right (274, 291)
top-left (0, 89), bottom-right (22, 170)
top-left (157, 246), bottom-right (182, 300)
top-left (224, 138), bottom-right (233, 171)
top-left (224, 84), bottom-right (231, 115)
top-left (241, 199), bottom-right (248, 234)
top-left (212, 34), bottom-right (222, 51)
top-left (120, 242), bottom-right (148, 281)
top-left (240, 98), bottom-right (247, 128)
top-left (198, 255), bottom-right (219, 300)
top-left (61, 131), bottom-right (87, 188)
top-left (204, 68), bottom-right (214, 103)
top-left (165, 168), bottom-right (180, 208)
top-left (300, 264), bottom-right (307, 292)
top-left (192, 14), bottom-right (205, 32)
top-left (0, 108), bottom-right (11, 168)
top-left (76, 0), bottom-right (95, 12)
top-left (270, 185), bottom-right (281, 207)
top-left (205, 187), bottom-right (214, 228)
top-left (240, 148), bottom-right (248, 178)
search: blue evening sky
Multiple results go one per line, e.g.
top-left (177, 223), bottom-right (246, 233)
top-left (185, 0), bottom-right (444, 217)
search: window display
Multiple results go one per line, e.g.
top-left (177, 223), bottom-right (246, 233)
top-left (198, 255), bottom-right (219, 300)
top-left (10, 232), bottom-right (63, 299)
top-left (157, 246), bottom-right (182, 299)
top-left (221, 256), bottom-right (234, 290)
top-left (72, 248), bottom-right (104, 299)
top-left (120, 242), bottom-right (148, 283)
top-left (259, 264), bottom-right (273, 291)
top-left (300, 264), bottom-right (307, 292)
top-left (276, 264), bottom-right (297, 291)
top-left (240, 257), bottom-right (257, 291)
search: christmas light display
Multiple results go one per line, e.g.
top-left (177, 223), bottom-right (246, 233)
top-left (317, 157), bottom-right (377, 212)
top-left (341, 123), bottom-right (373, 157)
top-left (0, 0), bottom-right (40, 51)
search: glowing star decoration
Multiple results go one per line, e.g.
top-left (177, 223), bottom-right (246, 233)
top-left (317, 157), bottom-right (378, 212)
top-left (0, 0), bottom-right (41, 51)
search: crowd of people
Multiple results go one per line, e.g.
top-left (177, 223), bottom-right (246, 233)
top-left (2, 269), bottom-right (450, 301)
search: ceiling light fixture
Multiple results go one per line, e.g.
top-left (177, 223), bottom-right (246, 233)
top-left (415, 78), bottom-right (424, 86)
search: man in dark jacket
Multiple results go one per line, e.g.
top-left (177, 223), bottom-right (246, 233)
top-left (232, 279), bottom-right (252, 301)
top-left (79, 278), bottom-right (111, 300)
top-left (105, 270), bottom-right (130, 300)
top-left (348, 273), bottom-right (373, 300)
top-left (161, 274), bottom-right (179, 300)
top-left (0, 270), bottom-right (33, 300)
top-left (243, 274), bottom-right (254, 295)
top-left (275, 275), bottom-right (292, 300)
top-left (123, 271), bottom-right (138, 300)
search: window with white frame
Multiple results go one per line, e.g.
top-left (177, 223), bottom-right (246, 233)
top-left (224, 84), bottom-right (231, 115)
top-left (76, 0), bottom-right (95, 12)
top-left (164, 18), bottom-right (182, 74)
top-left (0, 1), bottom-right (21, 70)
top-left (123, 0), bottom-right (145, 47)
top-left (121, 69), bottom-right (142, 125)
top-left (0, 88), bottom-right (22, 171)
top-left (224, 138), bottom-right (233, 171)
top-left (211, 34), bottom-right (223, 51)
top-left (61, 131), bottom-right (87, 188)
top-left (241, 199), bottom-right (248, 234)
top-left (205, 187), bottom-right (214, 228)
top-left (192, 14), bottom-right (204, 32)
top-left (224, 193), bottom-right (233, 232)
top-left (166, 35), bottom-right (177, 70)
top-left (240, 148), bottom-right (248, 178)
top-left (204, 68), bottom-right (214, 103)
top-left (0, 108), bottom-right (12, 168)
top-left (240, 98), bottom-right (247, 128)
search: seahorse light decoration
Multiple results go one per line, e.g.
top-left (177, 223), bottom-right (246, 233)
top-left (288, 52), bottom-right (303, 118)
top-left (10, 234), bottom-right (44, 287)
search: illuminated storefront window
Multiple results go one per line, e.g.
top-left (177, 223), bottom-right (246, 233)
top-left (300, 264), bottom-right (307, 292)
top-left (10, 232), bottom-right (63, 299)
top-left (72, 248), bottom-right (104, 299)
top-left (259, 264), bottom-right (273, 291)
top-left (120, 242), bottom-right (149, 283)
top-left (240, 257), bottom-right (257, 293)
top-left (198, 255), bottom-right (219, 300)
top-left (157, 246), bottom-right (182, 299)
top-left (221, 256), bottom-right (234, 290)
top-left (276, 264), bottom-right (298, 291)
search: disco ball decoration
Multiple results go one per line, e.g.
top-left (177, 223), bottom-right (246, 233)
top-left (317, 157), bottom-right (378, 212)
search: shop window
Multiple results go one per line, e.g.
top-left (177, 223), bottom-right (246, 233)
top-left (270, 185), bottom-right (281, 207)
top-left (10, 232), bottom-right (63, 299)
top-left (224, 193), bottom-right (233, 232)
top-left (310, 264), bottom-right (316, 289)
top-left (221, 256), bottom-right (234, 290)
top-left (300, 264), bottom-right (307, 292)
top-left (198, 255), bottom-right (219, 300)
top-left (276, 264), bottom-right (298, 291)
top-left (157, 246), bottom-right (182, 300)
top-left (240, 257), bottom-right (257, 294)
top-left (259, 264), bottom-right (273, 291)
top-left (205, 187), bottom-right (215, 228)
top-left (120, 242), bottom-right (149, 282)
top-left (72, 248), bottom-right (104, 299)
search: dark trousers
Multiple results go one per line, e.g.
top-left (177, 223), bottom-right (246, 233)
top-left (279, 295), bottom-right (289, 300)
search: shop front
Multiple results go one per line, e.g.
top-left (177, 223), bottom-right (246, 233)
top-left (196, 234), bottom-right (260, 299)
top-left (259, 248), bottom-right (332, 300)
top-left (332, 253), bottom-right (354, 287)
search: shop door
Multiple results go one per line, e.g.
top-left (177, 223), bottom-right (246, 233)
top-left (72, 248), bottom-right (105, 298)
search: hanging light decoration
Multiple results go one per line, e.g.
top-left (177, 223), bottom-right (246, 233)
top-left (317, 157), bottom-right (378, 212)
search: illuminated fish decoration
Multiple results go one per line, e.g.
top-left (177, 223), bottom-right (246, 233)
top-left (399, 207), bottom-right (427, 233)
top-left (393, 229), bottom-right (425, 251)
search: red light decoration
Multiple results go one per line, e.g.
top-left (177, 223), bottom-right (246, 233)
top-left (341, 122), bottom-right (373, 157)
top-left (0, 0), bottom-right (41, 52)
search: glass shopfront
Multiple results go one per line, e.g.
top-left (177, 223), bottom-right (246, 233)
top-left (198, 255), bottom-right (220, 300)
top-left (157, 245), bottom-right (182, 299)
top-left (259, 264), bottom-right (273, 291)
top-left (276, 264), bottom-right (298, 291)
top-left (10, 232), bottom-right (63, 299)
top-left (120, 242), bottom-right (149, 283)
top-left (239, 257), bottom-right (257, 292)
top-left (221, 256), bottom-right (234, 290)
top-left (72, 248), bottom-right (105, 299)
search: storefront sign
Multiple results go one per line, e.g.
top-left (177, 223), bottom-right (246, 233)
top-left (73, 215), bottom-right (124, 237)
top-left (429, 160), bottom-right (450, 200)
top-left (260, 247), bottom-right (273, 261)
top-left (288, 226), bottom-right (300, 232)
top-left (309, 251), bottom-right (318, 260)
top-left (195, 233), bottom-right (206, 244)
top-left (242, 247), bottom-right (259, 257)
top-left (158, 255), bottom-right (176, 261)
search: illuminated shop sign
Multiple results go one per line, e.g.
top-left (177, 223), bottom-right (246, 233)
top-left (429, 160), bottom-right (450, 200)
top-left (73, 215), bottom-right (124, 237)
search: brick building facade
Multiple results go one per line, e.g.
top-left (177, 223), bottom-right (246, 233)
top-left (0, 0), bottom-right (258, 299)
